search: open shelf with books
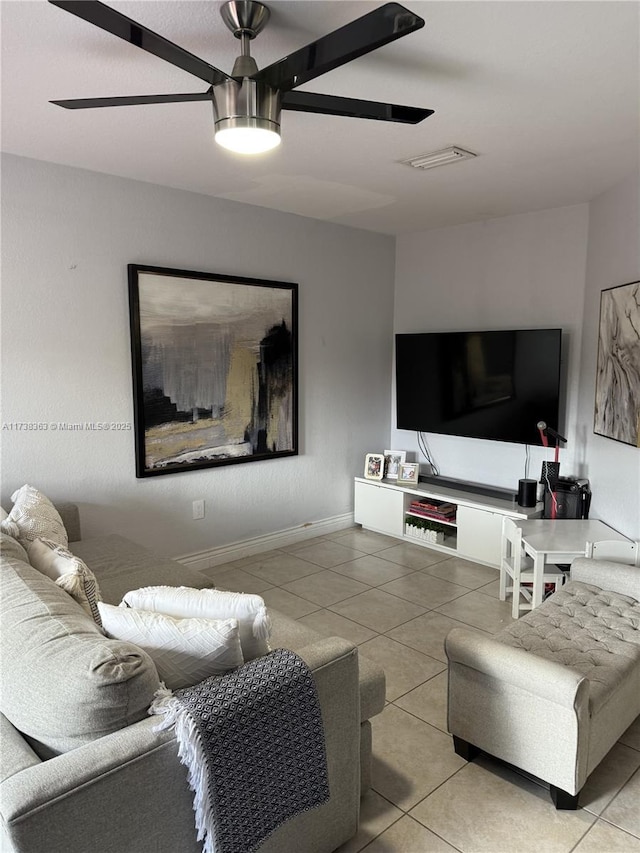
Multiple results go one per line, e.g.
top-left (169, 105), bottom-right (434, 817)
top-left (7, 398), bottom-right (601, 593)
top-left (405, 496), bottom-right (457, 546)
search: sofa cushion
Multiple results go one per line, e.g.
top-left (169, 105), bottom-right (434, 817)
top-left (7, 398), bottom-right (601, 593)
top-left (496, 580), bottom-right (640, 713)
top-left (122, 586), bottom-right (271, 661)
top-left (98, 603), bottom-right (244, 690)
top-left (28, 538), bottom-right (103, 627)
top-left (71, 534), bottom-right (213, 604)
top-left (0, 555), bottom-right (161, 758)
top-left (0, 532), bottom-right (29, 564)
top-left (0, 484), bottom-right (68, 549)
top-left (74, 533), bottom-right (386, 722)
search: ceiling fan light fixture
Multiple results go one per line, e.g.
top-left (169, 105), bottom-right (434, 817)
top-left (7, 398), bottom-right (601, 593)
top-left (215, 119), bottom-right (281, 154)
top-left (212, 77), bottom-right (281, 154)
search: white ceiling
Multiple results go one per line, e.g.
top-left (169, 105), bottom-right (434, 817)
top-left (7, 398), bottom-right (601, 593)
top-left (2, 1), bottom-right (639, 235)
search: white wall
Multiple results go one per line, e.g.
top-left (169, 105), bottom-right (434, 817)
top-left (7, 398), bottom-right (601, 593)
top-left (577, 174), bottom-right (640, 538)
top-left (392, 205), bottom-right (590, 495)
top-left (0, 154), bottom-right (395, 556)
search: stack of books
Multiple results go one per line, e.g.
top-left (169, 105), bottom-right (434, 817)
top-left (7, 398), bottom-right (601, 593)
top-left (408, 499), bottom-right (457, 523)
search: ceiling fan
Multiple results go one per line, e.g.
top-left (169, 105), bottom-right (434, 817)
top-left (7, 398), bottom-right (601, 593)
top-left (49, 0), bottom-right (434, 154)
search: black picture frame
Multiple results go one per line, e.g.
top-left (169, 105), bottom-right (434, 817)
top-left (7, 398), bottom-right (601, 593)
top-left (128, 264), bottom-right (298, 477)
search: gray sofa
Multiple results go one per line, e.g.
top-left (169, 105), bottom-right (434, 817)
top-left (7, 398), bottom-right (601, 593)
top-left (446, 556), bottom-right (640, 809)
top-left (0, 504), bottom-right (385, 853)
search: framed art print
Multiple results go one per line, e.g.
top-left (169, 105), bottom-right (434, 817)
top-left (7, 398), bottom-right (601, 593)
top-left (384, 449), bottom-right (406, 479)
top-left (364, 453), bottom-right (385, 480)
top-left (397, 462), bottom-right (419, 484)
top-left (594, 280), bottom-right (640, 447)
top-left (129, 264), bottom-right (298, 477)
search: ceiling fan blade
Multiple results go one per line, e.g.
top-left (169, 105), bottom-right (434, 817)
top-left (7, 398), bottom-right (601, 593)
top-left (252, 3), bottom-right (424, 92)
top-left (48, 0), bottom-right (231, 86)
top-left (282, 91), bottom-right (433, 124)
top-left (51, 91), bottom-right (213, 109)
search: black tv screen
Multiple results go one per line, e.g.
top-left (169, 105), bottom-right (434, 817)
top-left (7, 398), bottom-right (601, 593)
top-left (395, 329), bottom-right (562, 446)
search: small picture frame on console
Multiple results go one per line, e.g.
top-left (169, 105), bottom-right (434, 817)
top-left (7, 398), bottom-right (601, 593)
top-left (364, 453), bottom-right (385, 481)
top-left (397, 462), bottom-right (420, 484)
top-left (384, 450), bottom-right (406, 479)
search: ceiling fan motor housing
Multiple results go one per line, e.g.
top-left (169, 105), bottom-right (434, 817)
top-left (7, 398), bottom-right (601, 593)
top-left (212, 77), bottom-right (282, 138)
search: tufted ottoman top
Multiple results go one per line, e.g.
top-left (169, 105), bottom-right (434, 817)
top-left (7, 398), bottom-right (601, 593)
top-left (496, 580), bottom-right (640, 712)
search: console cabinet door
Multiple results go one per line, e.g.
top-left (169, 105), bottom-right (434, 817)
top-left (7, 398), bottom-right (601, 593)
top-left (354, 481), bottom-right (404, 538)
top-left (456, 505), bottom-right (504, 567)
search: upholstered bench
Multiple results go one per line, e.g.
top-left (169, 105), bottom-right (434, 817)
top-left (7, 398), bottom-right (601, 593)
top-left (445, 556), bottom-right (640, 808)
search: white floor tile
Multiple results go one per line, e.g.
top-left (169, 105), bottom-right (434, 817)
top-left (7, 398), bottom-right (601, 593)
top-left (226, 540), bottom-right (636, 853)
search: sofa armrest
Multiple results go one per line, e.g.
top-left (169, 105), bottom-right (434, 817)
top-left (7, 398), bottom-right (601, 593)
top-left (1, 638), bottom-right (360, 853)
top-left (0, 716), bottom-right (180, 825)
top-left (445, 628), bottom-right (589, 709)
top-left (54, 503), bottom-right (81, 543)
top-left (571, 557), bottom-right (640, 600)
top-left (0, 716), bottom-right (41, 784)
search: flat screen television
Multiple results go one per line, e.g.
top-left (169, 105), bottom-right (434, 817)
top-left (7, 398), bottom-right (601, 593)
top-left (395, 328), bottom-right (562, 446)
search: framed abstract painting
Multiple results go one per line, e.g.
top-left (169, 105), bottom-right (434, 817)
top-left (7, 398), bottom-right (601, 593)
top-left (129, 264), bottom-right (298, 477)
top-left (593, 280), bottom-right (640, 447)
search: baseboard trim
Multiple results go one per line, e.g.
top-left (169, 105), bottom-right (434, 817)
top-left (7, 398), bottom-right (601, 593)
top-left (175, 512), bottom-right (355, 571)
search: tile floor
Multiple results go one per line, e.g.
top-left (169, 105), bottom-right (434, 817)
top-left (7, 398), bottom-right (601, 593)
top-left (201, 526), bottom-right (640, 853)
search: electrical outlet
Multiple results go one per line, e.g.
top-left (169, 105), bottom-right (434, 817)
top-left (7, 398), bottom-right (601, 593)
top-left (192, 499), bottom-right (205, 520)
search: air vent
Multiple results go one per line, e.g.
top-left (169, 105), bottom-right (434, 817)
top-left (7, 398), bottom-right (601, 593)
top-left (403, 146), bottom-right (477, 170)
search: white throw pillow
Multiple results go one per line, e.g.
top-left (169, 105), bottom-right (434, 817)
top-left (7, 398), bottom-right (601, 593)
top-left (121, 586), bottom-right (271, 661)
top-left (1, 485), bottom-right (68, 548)
top-left (28, 538), bottom-right (103, 627)
top-left (98, 603), bottom-right (243, 690)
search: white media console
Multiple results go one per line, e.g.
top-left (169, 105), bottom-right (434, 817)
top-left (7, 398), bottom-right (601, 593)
top-left (354, 476), bottom-right (542, 568)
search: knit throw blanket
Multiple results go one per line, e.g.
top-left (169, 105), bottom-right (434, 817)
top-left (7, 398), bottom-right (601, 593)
top-left (150, 648), bottom-right (330, 853)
